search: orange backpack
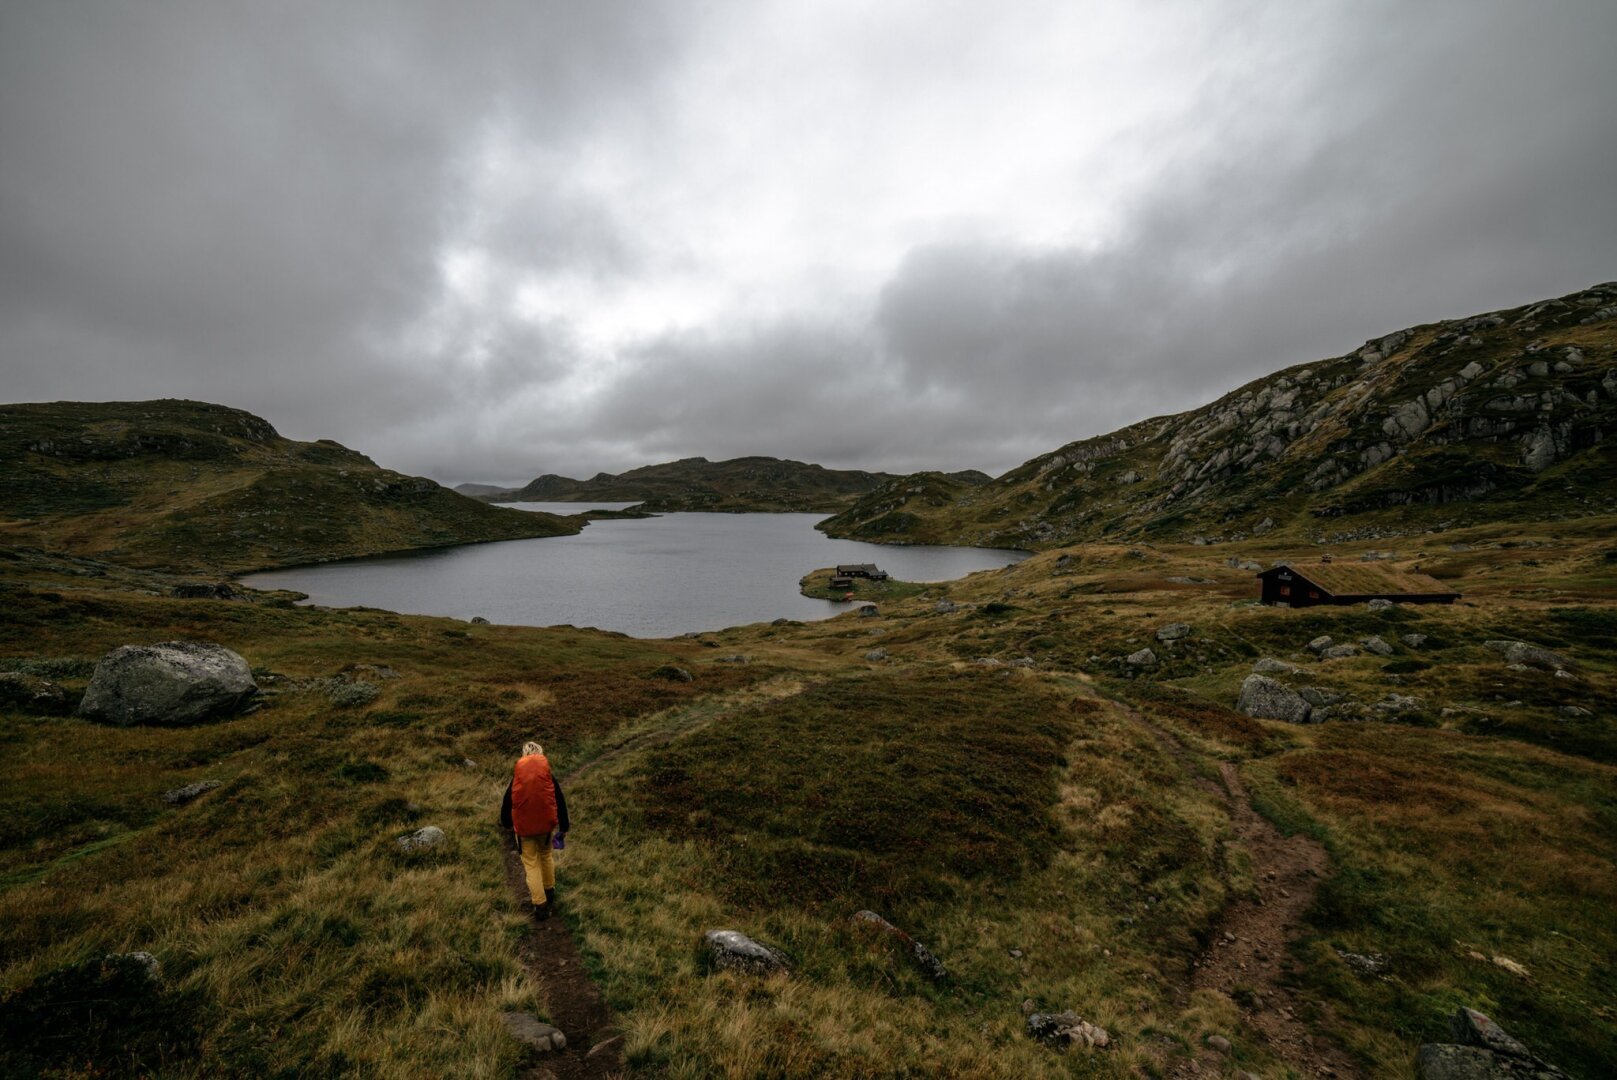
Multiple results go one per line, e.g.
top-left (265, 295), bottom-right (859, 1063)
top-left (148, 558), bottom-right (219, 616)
top-left (511, 754), bottom-right (558, 837)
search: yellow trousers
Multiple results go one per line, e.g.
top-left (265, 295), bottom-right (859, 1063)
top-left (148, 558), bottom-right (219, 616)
top-left (519, 833), bottom-right (556, 905)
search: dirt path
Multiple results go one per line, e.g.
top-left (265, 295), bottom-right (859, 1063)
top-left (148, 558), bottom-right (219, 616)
top-left (500, 679), bottom-right (807, 1079)
top-left (1127, 709), bottom-right (1360, 1079)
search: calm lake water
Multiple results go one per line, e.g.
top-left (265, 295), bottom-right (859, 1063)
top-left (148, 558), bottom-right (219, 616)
top-left (240, 505), bottom-right (1027, 637)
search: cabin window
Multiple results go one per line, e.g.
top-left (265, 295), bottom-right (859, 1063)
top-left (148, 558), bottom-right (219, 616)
top-left (1279, 585), bottom-right (1291, 597)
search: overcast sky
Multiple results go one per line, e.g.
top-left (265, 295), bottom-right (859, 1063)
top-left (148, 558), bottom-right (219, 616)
top-left (2, 1), bottom-right (1614, 485)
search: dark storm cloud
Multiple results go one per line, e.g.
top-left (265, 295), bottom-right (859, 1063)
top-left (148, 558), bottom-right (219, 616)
top-left (2, 1), bottom-right (1613, 484)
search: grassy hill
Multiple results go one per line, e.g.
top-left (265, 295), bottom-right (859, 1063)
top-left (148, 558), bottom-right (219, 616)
top-left (491, 457), bottom-right (990, 513)
top-left (821, 282), bottom-right (1617, 548)
top-left (0, 400), bottom-right (581, 574)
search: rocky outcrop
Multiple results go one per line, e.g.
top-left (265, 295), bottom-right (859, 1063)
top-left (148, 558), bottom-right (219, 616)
top-left (1026, 1011), bottom-right (1111, 1050)
top-left (1415, 1007), bottom-right (1569, 1080)
top-left (1485, 640), bottom-right (1573, 671)
top-left (1236, 674), bottom-right (1312, 723)
top-left (703, 929), bottom-right (791, 975)
top-left (78, 642), bottom-right (256, 726)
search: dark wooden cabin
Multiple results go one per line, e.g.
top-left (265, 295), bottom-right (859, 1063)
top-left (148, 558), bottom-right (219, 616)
top-left (828, 575), bottom-right (854, 589)
top-left (1257, 562), bottom-right (1459, 608)
top-left (835, 563), bottom-right (889, 581)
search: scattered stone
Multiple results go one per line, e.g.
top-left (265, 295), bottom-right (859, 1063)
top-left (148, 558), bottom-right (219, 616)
top-left (1156, 623), bottom-right (1192, 642)
top-left (1009, 949), bottom-right (1023, 958)
top-left (161, 779), bottom-right (222, 806)
top-left (1026, 1011), bottom-right (1111, 1050)
top-left (0, 671), bottom-right (73, 714)
top-left (1125, 648), bottom-right (1157, 667)
top-left (858, 605), bottom-right (880, 618)
top-left (1361, 635), bottom-right (1395, 656)
top-left (1336, 949), bottom-right (1388, 975)
top-left (1484, 640), bottom-right (1573, 671)
top-left (586, 1034), bottom-right (624, 1059)
top-left (1376, 693), bottom-right (1423, 714)
top-left (1205, 1035), bottom-right (1232, 1054)
top-left (395, 825), bottom-right (446, 853)
top-left (1553, 670), bottom-right (1578, 682)
top-left (1367, 598), bottom-right (1396, 611)
top-left (936, 600), bottom-right (957, 613)
top-left (501, 1011), bottom-right (565, 1053)
top-left (974, 657), bottom-right (1004, 667)
top-left (864, 649), bottom-right (888, 662)
top-left (1252, 657), bottom-right (1299, 674)
top-left (703, 929), bottom-right (791, 975)
top-left (715, 655), bottom-right (750, 664)
top-left (78, 641), bottom-right (257, 726)
top-left (1307, 635), bottom-right (1334, 653)
top-left (1320, 644), bottom-right (1360, 660)
top-left (1402, 633), bottom-right (1430, 648)
top-left (1237, 674), bottom-right (1313, 723)
top-left (470, 616), bottom-right (490, 624)
top-left (171, 582), bottom-right (238, 600)
top-left (1557, 705), bottom-right (1592, 720)
top-left (1008, 657), bottom-right (1036, 668)
top-left (1239, 560), bottom-right (1262, 571)
top-left (851, 911), bottom-right (948, 980)
top-left (1300, 687), bottom-right (1344, 707)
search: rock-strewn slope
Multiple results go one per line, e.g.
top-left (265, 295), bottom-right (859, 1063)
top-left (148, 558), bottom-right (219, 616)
top-left (0, 399), bottom-right (579, 573)
top-left (821, 282), bottom-right (1617, 548)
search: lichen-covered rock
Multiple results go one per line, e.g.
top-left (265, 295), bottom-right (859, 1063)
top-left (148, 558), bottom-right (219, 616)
top-left (78, 642), bottom-right (256, 726)
top-left (1125, 648), bottom-right (1157, 667)
top-left (501, 1010), bottom-right (565, 1053)
top-left (1402, 633), bottom-right (1429, 648)
top-left (1237, 674), bottom-right (1313, 723)
top-left (1156, 623), bottom-right (1191, 642)
top-left (1361, 635), bottom-right (1395, 656)
top-left (936, 600), bottom-right (957, 613)
top-left (161, 779), bottom-right (222, 806)
top-left (1484, 640), bottom-right (1572, 671)
top-left (1320, 644), bottom-right (1360, 660)
top-left (1026, 1011), bottom-right (1110, 1050)
top-left (703, 929), bottom-right (791, 975)
top-left (851, 910), bottom-right (948, 981)
top-left (1367, 597), bottom-right (1396, 611)
top-left (396, 825), bottom-right (445, 853)
top-left (1307, 635), bottom-right (1334, 653)
top-left (1300, 687), bottom-right (1344, 707)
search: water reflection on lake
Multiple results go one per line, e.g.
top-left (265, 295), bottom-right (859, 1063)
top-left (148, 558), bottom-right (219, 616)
top-left (240, 509), bottom-right (1027, 637)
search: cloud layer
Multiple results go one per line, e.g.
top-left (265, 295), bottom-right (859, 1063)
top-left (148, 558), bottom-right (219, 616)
top-left (3, 1), bottom-right (1614, 484)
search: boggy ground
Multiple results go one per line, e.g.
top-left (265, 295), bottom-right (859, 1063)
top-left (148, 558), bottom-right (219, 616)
top-left (1, 518), bottom-right (1613, 1078)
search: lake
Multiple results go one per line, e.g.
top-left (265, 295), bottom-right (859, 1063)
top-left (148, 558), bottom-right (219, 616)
top-left (239, 504), bottom-right (1027, 637)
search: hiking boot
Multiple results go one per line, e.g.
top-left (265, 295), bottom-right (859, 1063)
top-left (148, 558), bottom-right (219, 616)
top-left (544, 888), bottom-right (557, 910)
top-left (532, 901), bottom-right (550, 922)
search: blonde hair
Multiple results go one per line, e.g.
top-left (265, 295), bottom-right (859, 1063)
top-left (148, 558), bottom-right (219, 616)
top-left (522, 741), bottom-right (544, 757)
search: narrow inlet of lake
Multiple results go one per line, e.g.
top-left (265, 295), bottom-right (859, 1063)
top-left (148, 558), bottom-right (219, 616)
top-left (238, 508), bottom-right (1028, 638)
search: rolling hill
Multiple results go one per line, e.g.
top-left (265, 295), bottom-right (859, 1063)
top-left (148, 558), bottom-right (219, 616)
top-left (821, 281), bottom-right (1617, 548)
top-left (488, 456), bottom-right (989, 512)
top-left (0, 399), bottom-right (580, 574)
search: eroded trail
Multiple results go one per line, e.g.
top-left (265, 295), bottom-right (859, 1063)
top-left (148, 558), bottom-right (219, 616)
top-left (501, 678), bottom-right (807, 1080)
top-left (1128, 709), bottom-right (1360, 1079)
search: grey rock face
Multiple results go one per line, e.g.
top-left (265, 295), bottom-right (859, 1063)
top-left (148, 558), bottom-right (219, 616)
top-left (704, 929), bottom-right (791, 975)
top-left (1307, 635), bottom-right (1334, 653)
top-left (396, 825), bottom-right (446, 853)
top-left (1320, 644), bottom-right (1361, 660)
top-left (1125, 648), bottom-right (1157, 667)
top-left (1415, 1007), bottom-right (1571, 1080)
top-left (161, 779), bottom-right (222, 806)
top-left (1156, 622), bottom-right (1191, 642)
top-left (1026, 1011), bottom-right (1110, 1050)
top-left (1484, 640), bottom-right (1572, 670)
top-left (851, 910), bottom-right (948, 981)
top-left (1237, 674), bottom-right (1312, 723)
top-left (78, 641), bottom-right (257, 726)
top-left (1361, 635), bottom-right (1395, 656)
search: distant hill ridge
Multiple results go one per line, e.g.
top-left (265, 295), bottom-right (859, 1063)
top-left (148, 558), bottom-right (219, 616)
top-left (0, 399), bottom-right (578, 574)
top-left (482, 455), bottom-right (991, 513)
top-left (821, 281), bottom-right (1617, 548)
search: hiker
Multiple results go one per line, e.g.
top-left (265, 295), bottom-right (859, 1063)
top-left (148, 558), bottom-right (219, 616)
top-left (499, 741), bottom-right (569, 920)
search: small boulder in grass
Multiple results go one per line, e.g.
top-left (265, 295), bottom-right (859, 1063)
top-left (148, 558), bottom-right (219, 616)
top-left (396, 825), bottom-right (445, 853)
top-left (1026, 1011), bottom-right (1110, 1050)
top-left (703, 929), bottom-right (791, 975)
top-left (501, 1011), bottom-right (565, 1053)
top-left (1156, 622), bottom-right (1191, 642)
top-left (161, 779), bottom-right (222, 806)
top-left (851, 910), bottom-right (948, 981)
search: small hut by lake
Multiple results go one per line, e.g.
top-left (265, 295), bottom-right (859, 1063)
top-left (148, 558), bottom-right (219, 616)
top-left (1257, 562), bottom-right (1459, 608)
top-left (835, 563), bottom-right (889, 581)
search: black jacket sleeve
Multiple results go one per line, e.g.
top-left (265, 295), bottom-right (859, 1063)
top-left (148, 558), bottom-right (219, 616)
top-left (553, 775), bottom-right (570, 834)
top-left (499, 780), bottom-right (513, 830)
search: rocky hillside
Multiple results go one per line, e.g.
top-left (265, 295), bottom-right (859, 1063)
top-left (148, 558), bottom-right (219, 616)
top-left (491, 456), bottom-right (987, 513)
top-left (0, 400), bottom-right (580, 574)
top-left (822, 282), bottom-right (1617, 549)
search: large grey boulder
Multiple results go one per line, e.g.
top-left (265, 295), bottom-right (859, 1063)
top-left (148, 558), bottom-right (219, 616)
top-left (1236, 674), bottom-right (1313, 723)
top-left (703, 929), bottom-right (791, 975)
top-left (78, 642), bottom-right (256, 726)
top-left (1485, 640), bottom-right (1572, 671)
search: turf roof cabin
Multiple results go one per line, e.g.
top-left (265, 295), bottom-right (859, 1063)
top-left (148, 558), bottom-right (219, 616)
top-left (836, 563), bottom-right (889, 580)
top-left (1257, 561), bottom-right (1460, 608)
